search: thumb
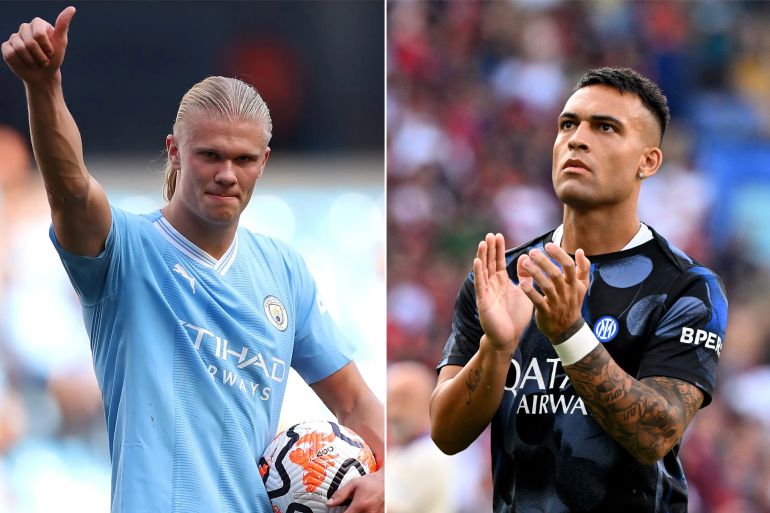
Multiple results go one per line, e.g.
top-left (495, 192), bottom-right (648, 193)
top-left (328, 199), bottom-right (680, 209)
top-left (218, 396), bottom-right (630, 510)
top-left (516, 255), bottom-right (533, 281)
top-left (516, 258), bottom-right (534, 292)
top-left (326, 481), bottom-right (355, 506)
top-left (516, 255), bottom-right (533, 286)
top-left (53, 6), bottom-right (76, 43)
top-left (575, 249), bottom-right (591, 286)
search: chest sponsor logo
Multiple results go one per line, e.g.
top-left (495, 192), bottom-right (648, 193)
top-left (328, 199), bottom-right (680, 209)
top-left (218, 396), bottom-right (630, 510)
top-left (504, 358), bottom-right (587, 415)
top-left (182, 321), bottom-right (287, 401)
top-left (680, 327), bottom-right (722, 357)
top-left (264, 296), bottom-right (288, 331)
top-left (593, 316), bottom-right (618, 343)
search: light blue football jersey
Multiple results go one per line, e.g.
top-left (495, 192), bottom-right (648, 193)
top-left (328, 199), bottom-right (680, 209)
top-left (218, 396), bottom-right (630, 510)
top-left (51, 206), bottom-right (354, 513)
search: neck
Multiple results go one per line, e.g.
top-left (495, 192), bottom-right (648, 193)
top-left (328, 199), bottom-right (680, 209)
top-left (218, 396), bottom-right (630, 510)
top-left (560, 202), bottom-right (640, 256)
top-left (161, 203), bottom-right (237, 260)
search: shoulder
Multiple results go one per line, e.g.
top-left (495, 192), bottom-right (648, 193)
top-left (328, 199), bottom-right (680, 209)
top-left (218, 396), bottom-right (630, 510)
top-left (238, 227), bottom-right (292, 255)
top-left (88, 205), bottom-right (159, 249)
top-left (649, 227), bottom-right (725, 288)
top-left (647, 227), bottom-right (727, 315)
top-left (237, 227), bottom-right (307, 271)
top-left (109, 205), bottom-right (162, 232)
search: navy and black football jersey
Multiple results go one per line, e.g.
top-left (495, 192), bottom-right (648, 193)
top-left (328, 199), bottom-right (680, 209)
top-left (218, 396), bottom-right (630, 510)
top-left (438, 226), bottom-right (728, 513)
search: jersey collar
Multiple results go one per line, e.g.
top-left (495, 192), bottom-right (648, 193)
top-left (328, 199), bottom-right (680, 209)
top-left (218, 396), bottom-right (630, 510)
top-left (552, 223), bottom-right (653, 251)
top-left (153, 216), bottom-right (238, 275)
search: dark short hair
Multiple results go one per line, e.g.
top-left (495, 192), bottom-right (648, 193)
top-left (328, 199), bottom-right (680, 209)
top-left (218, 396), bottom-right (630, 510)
top-left (575, 67), bottom-right (670, 142)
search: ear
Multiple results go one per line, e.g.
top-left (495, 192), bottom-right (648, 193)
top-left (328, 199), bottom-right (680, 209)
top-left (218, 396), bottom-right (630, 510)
top-left (637, 146), bottom-right (662, 180)
top-left (256, 147), bottom-right (271, 180)
top-left (166, 134), bottom-right (180, 169)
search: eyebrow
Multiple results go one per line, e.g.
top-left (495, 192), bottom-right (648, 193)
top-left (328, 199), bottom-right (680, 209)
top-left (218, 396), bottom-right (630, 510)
top-left (559, 112), bottom-right (624, 127)
top-left (194, 146), bottom-right (261, 158)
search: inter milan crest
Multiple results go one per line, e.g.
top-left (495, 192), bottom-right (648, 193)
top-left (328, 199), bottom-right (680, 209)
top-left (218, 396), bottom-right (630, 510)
top-left (263, 296), bottom-right (288, 332)
top-left (593, 316), bottom-right (619, 343)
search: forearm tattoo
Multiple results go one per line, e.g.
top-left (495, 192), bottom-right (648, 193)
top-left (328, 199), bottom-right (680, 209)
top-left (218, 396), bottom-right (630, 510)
top-left (552, 318), bottom-right (585, 345)
top-left (566, 346), bottom-right (703, 463)
top-left (465, 368), bottom-right (483, 405)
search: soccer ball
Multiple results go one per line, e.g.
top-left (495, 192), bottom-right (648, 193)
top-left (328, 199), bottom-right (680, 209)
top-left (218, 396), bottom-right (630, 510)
top-left (259, 420), bottom-right (378, 512)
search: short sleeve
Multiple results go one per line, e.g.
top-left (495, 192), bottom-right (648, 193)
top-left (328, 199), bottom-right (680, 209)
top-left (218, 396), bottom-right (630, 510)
top-left (437, 271), bottom-right (484, 370)
top-left (49, 205), bottom-right (126, 306)
top-left (637, 267), bottom-right (728, 406)
top-left (286, 249), bottom-right (354, 384)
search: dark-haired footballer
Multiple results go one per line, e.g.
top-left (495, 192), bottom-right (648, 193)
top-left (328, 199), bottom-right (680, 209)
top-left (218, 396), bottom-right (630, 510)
top-left (430, 68), bottom-right (727, 512)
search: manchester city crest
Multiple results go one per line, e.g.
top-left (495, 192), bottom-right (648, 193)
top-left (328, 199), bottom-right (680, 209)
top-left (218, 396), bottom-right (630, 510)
top-left (263, 296), bottom-right (288, 332)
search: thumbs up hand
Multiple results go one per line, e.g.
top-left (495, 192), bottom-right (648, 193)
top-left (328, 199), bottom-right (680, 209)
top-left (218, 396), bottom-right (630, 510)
top-left (2, 6), bottom-right (76, 84)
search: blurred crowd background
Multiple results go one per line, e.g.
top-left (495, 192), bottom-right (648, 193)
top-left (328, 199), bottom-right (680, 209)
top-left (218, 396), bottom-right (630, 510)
top-left (387, 1), bottom-right (770, 512)
top-left (0, 2), bottom-right (384, 512)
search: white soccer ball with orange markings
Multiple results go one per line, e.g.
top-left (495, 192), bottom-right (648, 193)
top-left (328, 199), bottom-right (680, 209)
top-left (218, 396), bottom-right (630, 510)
top-left (260, 420), bottom-right (378, 513)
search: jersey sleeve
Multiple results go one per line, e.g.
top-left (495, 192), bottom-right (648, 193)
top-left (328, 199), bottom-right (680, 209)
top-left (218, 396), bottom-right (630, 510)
top-left (285, 248), bottom-right (355, 384)
top-left (49, 205), bottom-right (127, 306)
top-left (636, 266), bottom-right (728, 406)
top-left (437, 271), bottom-right (484, 370)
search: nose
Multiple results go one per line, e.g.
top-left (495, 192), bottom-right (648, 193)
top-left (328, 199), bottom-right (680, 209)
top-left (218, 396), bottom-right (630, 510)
top-left (567, 122), bottom-right (590, 151)
top-left (214, 160), bottom-right (238, 185)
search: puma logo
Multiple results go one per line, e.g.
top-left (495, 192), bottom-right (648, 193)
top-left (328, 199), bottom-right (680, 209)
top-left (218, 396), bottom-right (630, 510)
top-left (173, 264), bottom-right (196, 294)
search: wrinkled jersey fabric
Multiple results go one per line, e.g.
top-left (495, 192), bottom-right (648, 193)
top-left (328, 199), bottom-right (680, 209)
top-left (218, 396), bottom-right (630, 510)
top-left (52, 206), bottom-right (354, 513)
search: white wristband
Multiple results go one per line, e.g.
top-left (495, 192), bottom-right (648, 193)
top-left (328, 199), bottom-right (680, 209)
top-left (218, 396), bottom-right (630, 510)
top-left (553, 322), bottom-right (599, 366)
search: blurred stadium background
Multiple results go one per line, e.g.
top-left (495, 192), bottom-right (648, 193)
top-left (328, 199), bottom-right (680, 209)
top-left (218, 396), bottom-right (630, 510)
top-left (0, 2), bottom-right (383, 512)
top-left (388, 1), bottom-right (770, 512)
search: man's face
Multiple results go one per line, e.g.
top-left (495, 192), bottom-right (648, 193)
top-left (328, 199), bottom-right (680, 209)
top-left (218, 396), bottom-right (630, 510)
top-left (552, 84), bottom-right (661, 210)
top-left (167, 112), bottom-right (270, 227)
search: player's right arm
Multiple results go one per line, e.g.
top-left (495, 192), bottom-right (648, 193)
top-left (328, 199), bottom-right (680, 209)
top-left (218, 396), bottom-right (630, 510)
top-left (2, 6), bottom-right (111, 257)
top-left (430, 342), bottom-right (513, 454)
top-left (430, 233), bottom-right (533, 454)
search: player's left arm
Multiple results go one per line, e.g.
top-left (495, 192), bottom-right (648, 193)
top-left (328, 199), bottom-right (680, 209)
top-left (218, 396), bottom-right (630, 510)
top-left (519, 242), bottom-right (705, 465)
top-left (311, 361), bottom-right (384, 513)
top-left (562, 338), bottom-right (702, 464)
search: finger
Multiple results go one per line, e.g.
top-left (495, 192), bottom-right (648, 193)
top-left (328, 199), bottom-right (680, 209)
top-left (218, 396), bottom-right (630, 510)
top-left (518, 275), bottom-right (548, 311)
top-left (528, 248), bottom-right (564, 283)
top-left (544, 242), bottom-right (576, 284)
top-left (476, 238), bottom-right (487, 263)
top-left (53, 6), bottom-right (76, 43)
top-left (477, 239), bottom-right (490, 294)
top-left (516, 258), bottom-right (534, 289)
top-left (326, 480), bottom-right (355, 506)
top-left (18, 23), bottom-right (49, 66)
top-left (495, 233), bottom-right (507, 278)
top-left (7, 34), bottom-right (36, 68)
top-left (526, 249), bottom-right (564, 300)
top-left (30, 17), bottom-right (55, 58)
top-left (473, 257), bottom-right (486, 303)
top-left (575, 248), bottom-right (591, 286)
top-left (516, 254), bottom-right (532, 281)
top-left (485, 233), bottom-right (496, 275)
top-left (1, 40), bottom-right (14, 63)
top-left (521, 255), bottom-right (558, 300)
